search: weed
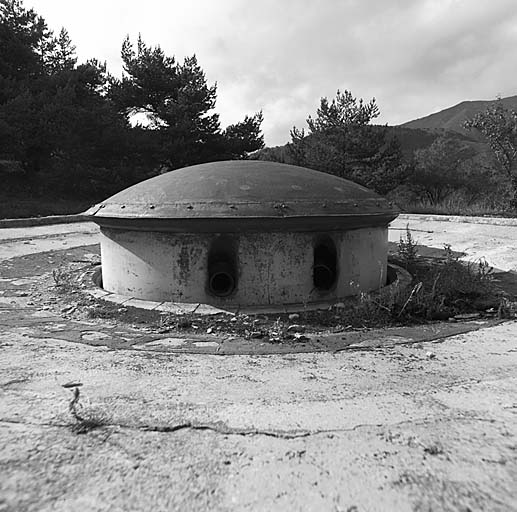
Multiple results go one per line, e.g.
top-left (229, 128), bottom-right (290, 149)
top-left (497, 297), bottom-right (517, 319)
top-left (267, 317), bottom-right (290, 342)
top-left (52, 267), bottom-right (74, 291)
top-left (325, 243), bottom-right (503, 325)
top-left (159, 311), bottom-right (195, 330)
top-left (397, 226), bottom-right (418, 270)
top-left (393, 247), bottom-right (499, 320)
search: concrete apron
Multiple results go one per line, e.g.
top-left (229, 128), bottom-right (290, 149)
top-left (0, 218), bottom-right (514, 355)
top-left (0, 222), bottom-right (499, 356)
top-left (1, 217), bottom-right (517, 511)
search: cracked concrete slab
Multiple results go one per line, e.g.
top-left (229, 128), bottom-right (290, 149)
top-left (1, 327), bottom-right (516, 511)
top-left (1, 217), bottom-right (517, 511)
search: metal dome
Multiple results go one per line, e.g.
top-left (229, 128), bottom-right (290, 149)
top-left (86, 160), bottom-right (398, 232)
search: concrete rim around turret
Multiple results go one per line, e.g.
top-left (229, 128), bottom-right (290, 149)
top-left (83, 262), bottom-right (412, 315)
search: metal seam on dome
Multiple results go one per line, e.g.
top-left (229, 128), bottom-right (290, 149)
top-left (92, 212), bottom-right (398, 221)
top-left (95, 199), bottom-right (389, 205)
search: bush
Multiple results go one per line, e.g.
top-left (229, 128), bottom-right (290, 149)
top-left (389, 187), bottom-right (512, 216)
top-left (390, 237), bottom-right (498, 321)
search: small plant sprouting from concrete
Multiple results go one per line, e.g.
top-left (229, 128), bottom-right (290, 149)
top-left (52, 267), bottom-right (75, 293)
top-left (52, 267), bottom-right (68, 285)
top-left (62, 382), bottom-right (111, 434)
top-left (266, 317), bottom-right (305, 343)
top-left (497, 296), bottom-right (517, 318)
top-left (397, 225), bottom-right (418, 270)
top-left (389, 240), bottom-right (503, 321)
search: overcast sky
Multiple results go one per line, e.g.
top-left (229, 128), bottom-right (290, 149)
top-left (28, 0), bottom-right (517, 146)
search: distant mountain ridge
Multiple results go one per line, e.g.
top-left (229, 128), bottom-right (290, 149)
top-left (399, 95), bottom-right (517, 139)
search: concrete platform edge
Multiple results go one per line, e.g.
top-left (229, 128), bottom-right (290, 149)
top-left (397, 213), bottom-right (517, 226)
top-left (2, 212), bottom-right (517, 229)
top-left (0, 213), bottom-right (89, 228)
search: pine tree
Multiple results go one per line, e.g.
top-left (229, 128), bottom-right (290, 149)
top-left (0, 0), bottom-right (51, 79)
top-left (111, 36), bottom-right (264, 170)
top-left (44, 28), bottom-right (77, 73)
top-left (290, 90), bottom-right (405, 194)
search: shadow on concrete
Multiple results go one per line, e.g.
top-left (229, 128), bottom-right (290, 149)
top-left (388, 241), bottom-right (465, 260)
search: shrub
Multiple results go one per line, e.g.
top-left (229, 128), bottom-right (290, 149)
top-left (397, 225), bottom-right (418, 271)
top-left (391, 239), bottom-right (497, 320)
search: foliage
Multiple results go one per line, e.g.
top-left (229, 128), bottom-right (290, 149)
top-left (0, 0), bottom-right (142, 199)
top-left (0, 1), bottom-right (264, 210)
top-left (110, 36), bottom-right (264, 171)
top-left (0, 0), bottom-right (50, 80)
top-left (397, 225), bottom-right (418, 270)
top-left (411, 137), bottom-right (475, 204)
top-left (390, 239), bottom-right (497, 321)
top-left (251, 144), bottom-right (293, 164)
top-left (391, 190), bottom-right (511, 217)
top-left (45, 28), bottom-right (77, 73)
top-left (288, 90), bottom-right (407, 194)
top-left (465, 99), bottom-right (517, 208)
top-left (387, 132), bottom-right (506, 213)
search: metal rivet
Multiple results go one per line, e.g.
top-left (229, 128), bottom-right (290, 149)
top-left (120, 205), bottom-right (125, 209)
top-left (149, 205), bottom-right (155, 209)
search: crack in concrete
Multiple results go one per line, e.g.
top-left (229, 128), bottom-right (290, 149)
top-left (0, 418), bottom-right (71, 429)
top-left (141, 422), bottom-right (314, 439)
top-left (0, 417), bottom-right (313, 438)
top-left (0, 414), bottom-right (501, 440)
top-left (0, 378), bottom-right (30, 388)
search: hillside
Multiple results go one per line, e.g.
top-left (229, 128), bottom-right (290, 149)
top-left (251, 95), bottom-right (515, 216)
top-left (254, 95), bottom-right (517, 164)
top-left (254, 95), bottom-right (517, 163)
top-left (400, 95), bottom-right (517, 139)
top-left (253, 125), bottom-right (480, 164)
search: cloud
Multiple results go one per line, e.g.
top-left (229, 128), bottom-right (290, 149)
top-left (28, 0), bottom-right (517, 146)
